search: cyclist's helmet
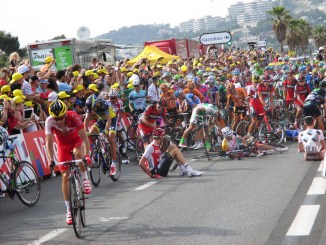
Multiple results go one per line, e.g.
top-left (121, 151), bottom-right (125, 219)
top-left (313, 87), bottom-right (326, 97)
top-left (85, 94), bottom-right (98, 111)
top-left (158, 97), bottom-right (168, 108)
top-left (49, 99), bottom-right (67, 118)
top-left (253, 75), bottom-right (261, 83)
top-left (187, 81), bottom-right (195, 89)
top-left (0, 126), bottom-right (9, 145)
top-left (320, 80), bottom-right (326, 88)
top-left (299, 66), bottom-right (306, 72)
top-left (172, 74), bottom-right (180, 80)
top-left (273, 75), bottom-right (280, 81)
top-left (152, 127), bottom-right (165, 137)
top-left (221, 127), bottom-right (234, 138)
top-left (232, 69), bottom-right (240, 75)
top-left (108, 89), bottom-right (118, 97)
top-left (226, 83), bottom-right (235, 92)
top-left (160, 83), bottom-right (169, 90)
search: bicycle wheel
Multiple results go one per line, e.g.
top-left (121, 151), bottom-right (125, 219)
top-left (90, 148), bottom-right (101, 187)
top-left (69, 177), bottom-right (83, 238)
top-left (235, 120), bottom-right (250, 137)
top-left (127, 123), bottom-right (140, 144)
top-left (135, 138), bottom-right (145, 162)
top-left (14, 161), bottom-right (41, 206)
top-left (258, 121), bottom-right (284, 145)
top-left (119, 138), bottom-right (137, 162)
top-left (111, 150), bottom-right (122, 182)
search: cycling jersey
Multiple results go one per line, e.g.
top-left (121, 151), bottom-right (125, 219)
top-left (138, 104), bottom-right (166, 135)
top-left (284, 79), bottom-right (298, 102)
top-left (189, 103), bottom-right (218, 124)
top-left (183, 88), bottom-right (204, 101)
top-left (185, 93), bottom-right (200, 109)
top-left (221, 133), bottom-right (242, 151)
top-left (161, 90), bottom-right (177, 110)
top-left (129, 90), bottom-right (147, 111)
top-left (294, 84), bottom-right (310, 107)
top-left (87, 99), bottom-right (116, 119)
top-left (45, 111), bottom-right (84, 171)
top-left (210, 85), bottom-right (220, 104)
top-left (197, 84), bottom-right (210, 103)
top-left (227, 88), bottom-right (247, 107)
top-left (298, 129), bottom-right (324, 153)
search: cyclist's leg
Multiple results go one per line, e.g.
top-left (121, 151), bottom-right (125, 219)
top-left (73, 144), bottom-right (92, 194)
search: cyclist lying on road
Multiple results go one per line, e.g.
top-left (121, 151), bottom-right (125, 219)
top-left (221, 127), bottom-right (288, 158)
top-left (139, 128), bottom-right (204, 178)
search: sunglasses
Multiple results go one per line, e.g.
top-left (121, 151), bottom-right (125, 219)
top-left (54, 116), bottom-right (65, 121)
top-left (157, 105), bottom-right (166, 110)
top-left (109, 97), bottom-right (117, 99)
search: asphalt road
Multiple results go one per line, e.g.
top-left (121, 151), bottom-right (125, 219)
top-left (0, 142), bottom-right (326, 245)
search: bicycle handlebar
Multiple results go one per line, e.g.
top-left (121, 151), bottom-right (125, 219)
top-left (50, 159), bottom-right (85, 178)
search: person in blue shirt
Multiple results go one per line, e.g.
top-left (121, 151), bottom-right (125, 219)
top-left (129, 79), bottom-right (147, 112)
top-left (56, 70), bottom-right (78, 92)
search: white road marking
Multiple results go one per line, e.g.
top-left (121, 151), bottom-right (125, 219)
top-left (286, 205), bottom-right (320, 236)
top-left (100, 217), bottom-right (129, 222)
top-left (317, 160), bottom-right (323, 172)
top-left (28, 228), bottom-right (68, 245)
top-left (307, 177), bottom-right (326, 195)
top-left (135, 181), bottom-right (158, 190)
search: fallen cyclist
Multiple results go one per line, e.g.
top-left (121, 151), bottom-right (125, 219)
top-left (139, 127), bottom-right (204, 178)
top-left (298, 116), bottom-right (325, 161)
top-left (220, 127), bottom-right (288, 158)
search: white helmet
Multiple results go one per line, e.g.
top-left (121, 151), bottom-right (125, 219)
top-left (0, 126), bottom-right (9, 145)
top-left (108, 89), bottom-right (118, 97)
top-left (221, 127), bottom-right (233, 138)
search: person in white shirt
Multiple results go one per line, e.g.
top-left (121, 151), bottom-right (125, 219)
top-left (298, 116), bottom-right (326, 161)
top-left (147, 76), bottom-right (161, 102)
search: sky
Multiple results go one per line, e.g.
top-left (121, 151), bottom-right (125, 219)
top-left (0, 0), bottom-right (253, 48)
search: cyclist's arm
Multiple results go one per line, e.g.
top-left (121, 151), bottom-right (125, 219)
top-left (141, 114), bottom-right (156, 128)
top-left (257, 92), bottom-right (267, 107)
top-left (45, 134), bottom-right (55, 162)
top-left (128, 94), bottom-right (134, 111)
top-left (225, 94), bottom-right (231, 109)
top-left (84, 112), bottom-right (91, 133)
top-left (269, 90), bottom-right (275, 108)
top-left (78, 128), bottom-right (90, 156)
top-left (104, 114), bottom-right (112, 132)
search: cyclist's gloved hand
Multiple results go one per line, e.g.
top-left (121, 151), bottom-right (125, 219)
top-left (83, 155), bottom-right (92, 167)
top-left (103, 129), bottom-right (109, 135)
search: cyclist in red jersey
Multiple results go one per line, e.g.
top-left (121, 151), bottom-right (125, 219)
top-left (247, 75), bottom-right (274, 135)
top-left (283, 71), bottom-right (298, 107)
top-left (138, 98), bottom-right (172, 140)
top-left (45, 99), bottom-right (92, 225)
top-left (294, 76), bottom-right (311, 128)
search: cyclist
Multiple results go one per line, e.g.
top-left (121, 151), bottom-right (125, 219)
top-left (221, 127), bottom-right (288, 157)
top-left (294, 76), bottom-right (311, 129)
top-left (139, 127), bottom-right (203, 177)
top-left (160, 83), bottom-right (178, 115)
top-left (283, 71), bottom-right (298, 108)
top-left (225, 83), bottom-right (247, 131)
top-left (183, 80), bottom-right (204, 103)
top-left (298, 116), bottom-right (325, 161)
top-left (302, 82), bottom-right (326, 132)
top-left (179, 103), bottom-right (224, 149)
top-left (45, 99), bottom-right (92, 225)
top-left (247, 75), bottom-right (274, 136)
top-left (84, 94), bottom-right (118, 176)
top-left (138, 97), bottom-right (172, 141)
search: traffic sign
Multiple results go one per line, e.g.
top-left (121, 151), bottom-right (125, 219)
top-left (199, 31), bottom-right (232, 45)
top-left (256, 40), bottom-right (267, 48)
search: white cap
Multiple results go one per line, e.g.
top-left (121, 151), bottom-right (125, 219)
top-left (18, 65), bottom-right (30, 74)
top-left (319, 47), bottom-right (324, 51)
top-left (48, 91), bottom-right (58, 102)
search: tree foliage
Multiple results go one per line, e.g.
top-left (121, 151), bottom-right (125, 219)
top-left (312, 25), bottom-right (326, 48)
top-left (0, 31), bottom-right (20, 55)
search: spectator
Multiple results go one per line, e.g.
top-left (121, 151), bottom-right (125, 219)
top-left (1, 85), bottom-right (12, 97)
top-left (147, 76), bottom-right (161, 102)
top-left (0, 68), bottom-right (10, 87)
top-left (36, 79), bottom-right (48, 94)
top-left (9, 72), bottom-right (24, 91)
top-left (9, 52), bottom-right (20, 75)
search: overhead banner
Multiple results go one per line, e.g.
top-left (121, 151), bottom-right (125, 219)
top-left (200, 31), bottom-right (232, 45)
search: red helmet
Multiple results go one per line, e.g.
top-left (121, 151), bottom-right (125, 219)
top-left (158, 97), bottom-right (168, 108)
top-left (153, 127), bottom-right (165, 137)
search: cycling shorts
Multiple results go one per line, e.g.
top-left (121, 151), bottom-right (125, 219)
top-left (57, 140), bottom-right (82, 172)
top-left (250, 105), bottom-right (264, 117)
top-left (234, 106), bottom-right (247, 117)
top-left (150, 153), bottom-right (174, 177)
top-left (94, 117), bottom-right (118, 134)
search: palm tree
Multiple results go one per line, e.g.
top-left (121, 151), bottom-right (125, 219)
top-left (286, 18), bottom-right (311, 51)
top-left (312, 25), bottom-right (326, 49)
top-left (267, 6), bottom-right (291, 52)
